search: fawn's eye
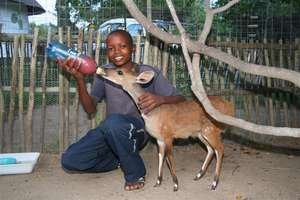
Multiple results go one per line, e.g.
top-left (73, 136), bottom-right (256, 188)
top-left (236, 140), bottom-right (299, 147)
top-left (117, 70), bottom-right (123, 75)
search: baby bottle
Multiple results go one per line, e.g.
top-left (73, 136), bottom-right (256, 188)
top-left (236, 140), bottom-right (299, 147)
top-left (47, 41), bottom-right (97, 74)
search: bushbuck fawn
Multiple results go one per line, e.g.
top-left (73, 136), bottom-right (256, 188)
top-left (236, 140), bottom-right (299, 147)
top-left (96, 66), bottom-right (235, 191)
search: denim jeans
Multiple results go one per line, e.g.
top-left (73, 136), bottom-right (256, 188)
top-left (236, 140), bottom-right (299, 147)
top-left (61, 114), bottom-right (146, 183)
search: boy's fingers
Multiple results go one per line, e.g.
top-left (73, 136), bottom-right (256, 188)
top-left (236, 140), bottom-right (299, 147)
top-left (65, 57), bottom-right (75, 67)
top-left (73, 59), bottom-right (82, 70)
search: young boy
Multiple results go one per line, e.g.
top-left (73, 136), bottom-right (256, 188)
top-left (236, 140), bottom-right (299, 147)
top-left (58, 30), bottom-right (184, 191)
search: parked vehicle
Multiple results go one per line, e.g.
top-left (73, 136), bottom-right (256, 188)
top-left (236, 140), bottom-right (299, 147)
top-left (99, 18), bottom-right (170, 38)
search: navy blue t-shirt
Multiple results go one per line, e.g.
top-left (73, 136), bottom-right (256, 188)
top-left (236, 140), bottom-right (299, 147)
top-left (90, 63), bottom-right (180, 121)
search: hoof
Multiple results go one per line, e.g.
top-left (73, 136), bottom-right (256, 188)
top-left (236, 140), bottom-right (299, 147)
top-left (194, 171), bottom-right (204, 181)
top-left (173, 184), bottom-right (178, 192)
top-left (210, 181), bottom-right (218, 190)
top-left (154, 180), bottom-right (161, 187)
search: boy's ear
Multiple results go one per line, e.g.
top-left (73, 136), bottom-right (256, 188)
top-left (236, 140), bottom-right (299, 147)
top-left (136, 71), bottom-right (155, 84)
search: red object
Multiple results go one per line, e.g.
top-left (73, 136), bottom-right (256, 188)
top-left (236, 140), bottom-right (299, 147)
top-left (77, 56), bottom-right (97, 75)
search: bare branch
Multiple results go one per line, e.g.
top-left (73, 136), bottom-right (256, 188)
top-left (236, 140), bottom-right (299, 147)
top-left (165, 0), bottom-right (185, 34)
top-left (122, 0), bottom-right (180, 44)
top-left (204, 0), bottom-right (210, 10)
top-left (199, 0), bottom-right (240, 43)
top-left (201, 45), bottom-right (300, 87)
top-left (165, 0), bottom-right (200, 84)
top-left (198, 12), bottom-right (214, 44)
top-left (182, 38), bottom-right (300, 137)
top-left (165, 0), bottom-right (300, 137)
top-left (212, 0), bottom-right (240, 14)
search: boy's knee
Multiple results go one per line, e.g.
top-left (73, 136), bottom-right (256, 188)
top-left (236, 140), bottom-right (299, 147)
top-left (60, 153), bottom-right (71, 170)
top-left (61, 152), bottom-right (73, 171)
top-left (61, 151), bottom-right (81, 171)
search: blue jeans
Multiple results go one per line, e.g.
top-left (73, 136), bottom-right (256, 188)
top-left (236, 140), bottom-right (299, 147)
top-left (61, 114), bottom-right (146, 183)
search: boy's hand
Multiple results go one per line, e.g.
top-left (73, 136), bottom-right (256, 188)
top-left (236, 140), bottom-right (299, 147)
top-left (138, 92), bottom-right (164, 114)
top-left (57, 58), bottom-right (84, 80)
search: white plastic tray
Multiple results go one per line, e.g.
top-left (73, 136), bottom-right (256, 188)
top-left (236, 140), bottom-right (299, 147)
top-left (0, 152), bottom-right (40, 175)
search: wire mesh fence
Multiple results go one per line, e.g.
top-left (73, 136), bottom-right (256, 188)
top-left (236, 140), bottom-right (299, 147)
top-left (0, 0), bottom-right (300, 153)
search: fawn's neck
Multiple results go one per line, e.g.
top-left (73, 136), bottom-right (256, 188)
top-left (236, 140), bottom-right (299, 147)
top-left (123, 83), bottom-right (145, 106)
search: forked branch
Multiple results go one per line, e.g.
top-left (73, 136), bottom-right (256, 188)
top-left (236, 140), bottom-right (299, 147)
top-left (199, 0), bottom-right (240, 43)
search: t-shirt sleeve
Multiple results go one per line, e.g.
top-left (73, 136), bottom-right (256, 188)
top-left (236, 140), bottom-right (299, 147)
top-left (153, 70), bottom-right (181, 96)
top-left (90, 74), bottom-right (105, 102)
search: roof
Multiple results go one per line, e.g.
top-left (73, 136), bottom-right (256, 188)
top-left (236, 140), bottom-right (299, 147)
top-left (10, 0), bottom-right (45, 15)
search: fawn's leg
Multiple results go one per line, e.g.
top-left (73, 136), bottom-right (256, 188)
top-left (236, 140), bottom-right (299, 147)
top-left (204, 129), bottom-right (224, 190)
top-left (165, 139), bottom-right (179, 192)
top-left (195, 134), bottom-right (214, 181)
top-left (211, 136), bottom-right (224, 190)
top-left (154, 140), bottom-right (166, 187)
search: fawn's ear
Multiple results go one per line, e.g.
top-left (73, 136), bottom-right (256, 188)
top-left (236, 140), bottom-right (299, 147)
top-left (136, 71), bottom-right (155, 84)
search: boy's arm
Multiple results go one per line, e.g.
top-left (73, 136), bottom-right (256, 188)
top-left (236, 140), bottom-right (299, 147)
top-left (138, 68), bottom-right (185, 114)
top-left (138, 92), bottom-right (185, 114)
top-left (76, 77), bottom-right (97, 114)
top-left (57, 58), bottom-right (97, 114)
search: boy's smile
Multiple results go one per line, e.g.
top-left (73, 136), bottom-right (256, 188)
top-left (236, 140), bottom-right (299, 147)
top-left (106, 31), bottom-right (135, 70)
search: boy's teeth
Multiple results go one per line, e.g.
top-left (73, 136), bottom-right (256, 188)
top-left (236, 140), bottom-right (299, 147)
top-left (115, 56), bottom-right (122, 60)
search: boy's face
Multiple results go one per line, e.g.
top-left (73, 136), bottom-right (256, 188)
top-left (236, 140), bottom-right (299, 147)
top-left (106, 32), bottom-right (135, 68)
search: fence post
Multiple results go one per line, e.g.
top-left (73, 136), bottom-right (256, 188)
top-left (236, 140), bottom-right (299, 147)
top-left (39, 27), bottom-right (51, 152)
top-left (58, 27), bottom-right (65, 153)
top-left (170, 53), bottom-right (176, 87)
top-left (134, 34), bottom-right (142, 64)
top-left (18, 35), bottom-right (25, 151)
top-left (26, 27), bottom-right (39, 152)
top-left (293, 38), bottom-right (300, 127)
top-left (7, 35), bottom-right (19, 152)
top-left (73, 28), bottom-right (84, 142)
top-left (225, 37), bottom-right (235, 103)
top-left (94, 30), bottom-right (106, 128)
top-left (0, 82), bottom-right (4, 153)
top-left (263, 38), bottom-right (275, 126)
top-left (87, 28), bottom-right (95, 130)
top-left (91, 30), bottom-right (101, 129)
top-left (295, 38), bottom-right (300, 72)
top-left (153, 38), bottom-right (159, 69)
top-left (162, 42), bottom-right (169, 78)
top-left (63, 26), bottom-right (71, 148)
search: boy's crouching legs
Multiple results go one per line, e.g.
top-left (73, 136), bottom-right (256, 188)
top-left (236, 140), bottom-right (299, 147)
top-left (61, 125), bottom-right (119, 173)
top-left (102, 114), bottom-right (146, 190)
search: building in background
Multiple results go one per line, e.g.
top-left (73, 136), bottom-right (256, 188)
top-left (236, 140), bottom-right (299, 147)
top-left (0, 0), bottom-right (45, 34)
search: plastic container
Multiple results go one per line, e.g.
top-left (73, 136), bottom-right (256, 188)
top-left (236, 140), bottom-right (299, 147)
top-left (0, 152), bottom-right (40, 175)
top-left (47, 41), bottom-right (97, 75)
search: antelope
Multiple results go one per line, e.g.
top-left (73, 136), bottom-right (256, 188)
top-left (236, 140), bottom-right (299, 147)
top-left (96, 67), bottom-right (235, 191)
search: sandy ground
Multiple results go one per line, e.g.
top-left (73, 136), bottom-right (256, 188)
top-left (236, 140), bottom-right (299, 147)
top-left (1, 140), bottom-right (300, 200)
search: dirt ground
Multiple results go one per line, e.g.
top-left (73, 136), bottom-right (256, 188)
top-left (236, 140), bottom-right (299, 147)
top-left (0, 140), bottom-right (300, 200)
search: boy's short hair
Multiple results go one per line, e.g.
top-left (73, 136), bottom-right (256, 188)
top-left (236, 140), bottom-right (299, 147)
top-left (107, 29), bottom-right (133, 46)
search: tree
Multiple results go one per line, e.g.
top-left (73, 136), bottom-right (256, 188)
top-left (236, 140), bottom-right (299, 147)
top-left (122, 0), bottom-right (300, 137)
top-left (212, 0), bottom-right (300, 39)
top-left (55, 0), bottom-right (205, 30)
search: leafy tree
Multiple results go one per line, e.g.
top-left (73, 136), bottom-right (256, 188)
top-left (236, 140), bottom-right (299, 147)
top-left (211, 0), bottom-right (300, 39)
top-left (213, 0), bottom-right (300, 18)
top-left (55, 0), bottom-right (206, 31)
